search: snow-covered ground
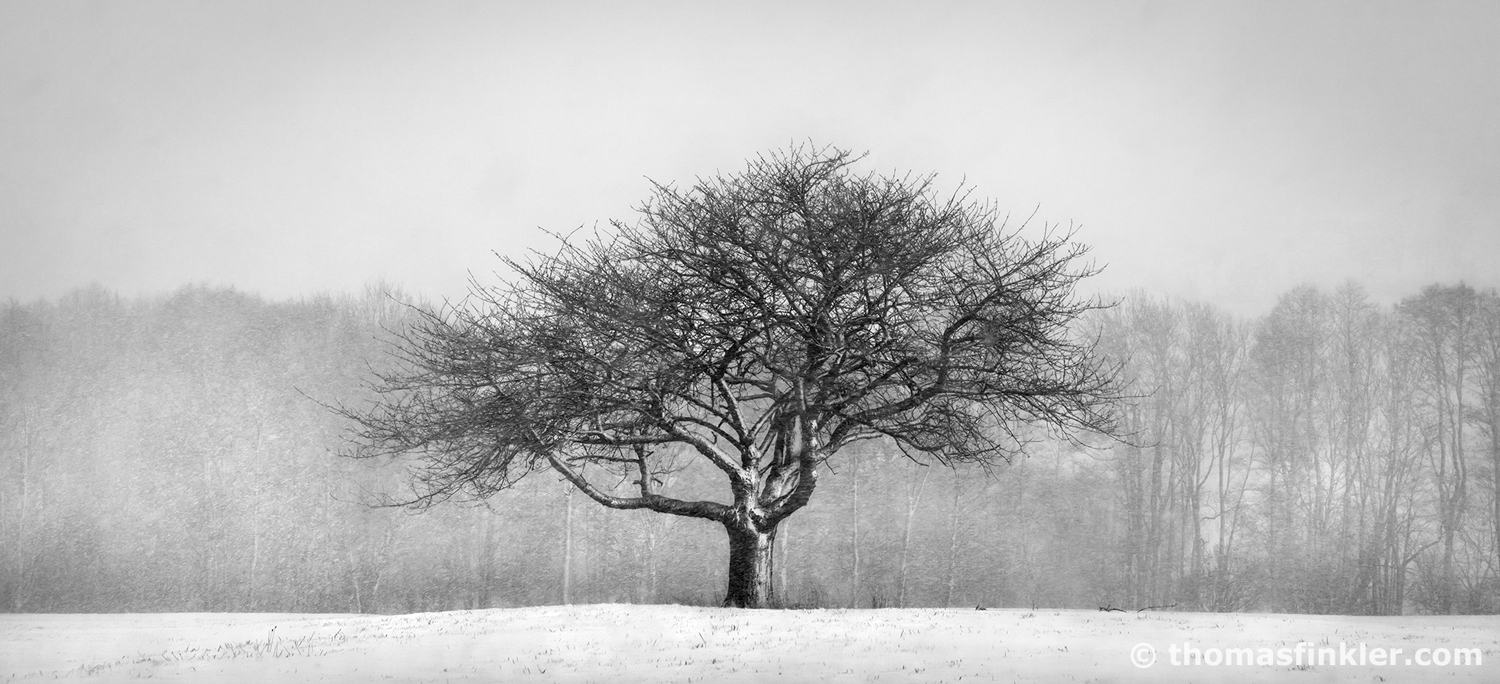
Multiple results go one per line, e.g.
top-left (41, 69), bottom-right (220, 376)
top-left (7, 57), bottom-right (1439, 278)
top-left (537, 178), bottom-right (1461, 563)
top-left (2, 605), bottom-right (1496, 683)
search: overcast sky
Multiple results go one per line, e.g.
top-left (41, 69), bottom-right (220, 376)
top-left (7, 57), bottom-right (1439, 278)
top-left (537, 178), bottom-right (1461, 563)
top-left (2, 1), bottom-right (1496, 316)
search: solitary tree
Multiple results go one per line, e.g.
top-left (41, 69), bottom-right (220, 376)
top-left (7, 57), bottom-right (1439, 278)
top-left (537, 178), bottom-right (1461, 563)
top-left (343, 146), bottom-right (1121, 608)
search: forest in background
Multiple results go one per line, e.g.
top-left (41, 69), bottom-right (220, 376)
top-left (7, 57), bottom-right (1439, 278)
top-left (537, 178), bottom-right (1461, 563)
top-left (1, 280), bottom-right (1497, 615)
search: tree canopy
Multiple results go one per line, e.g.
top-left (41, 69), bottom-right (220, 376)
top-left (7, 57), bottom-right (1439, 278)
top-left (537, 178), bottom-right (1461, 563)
top-left (345, 145), bottom-right (1121, 606)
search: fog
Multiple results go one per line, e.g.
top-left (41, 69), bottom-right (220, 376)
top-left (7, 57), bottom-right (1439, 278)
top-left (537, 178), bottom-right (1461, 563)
top-left (3, 281), bottom-right (1497, 615)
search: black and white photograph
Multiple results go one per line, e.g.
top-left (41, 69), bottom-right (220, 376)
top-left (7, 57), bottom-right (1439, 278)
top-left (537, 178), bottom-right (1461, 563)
top-left (2, 2), bottom-right (1498, 682)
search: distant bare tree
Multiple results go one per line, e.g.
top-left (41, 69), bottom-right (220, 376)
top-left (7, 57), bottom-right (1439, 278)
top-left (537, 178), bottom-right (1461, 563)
top-left (340, 145), bottom-right (1121, 608)
top-left (1400, 284), bottom-right (1480, 613)
top-left (1475, 290), bottom-right (1500, 583)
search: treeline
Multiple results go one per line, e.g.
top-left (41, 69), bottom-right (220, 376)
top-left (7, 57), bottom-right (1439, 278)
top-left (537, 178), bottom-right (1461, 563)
top-left (1094, 283), bottom-right (1500, 615)
top-left (0, 284), bottom-right (735, 613)
top-left (0, 282), bottom-right (1496, 614)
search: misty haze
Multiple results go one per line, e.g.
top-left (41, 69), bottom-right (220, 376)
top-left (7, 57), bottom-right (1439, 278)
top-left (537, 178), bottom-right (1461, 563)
top-left (3, 2), bottom-right (1499, 683)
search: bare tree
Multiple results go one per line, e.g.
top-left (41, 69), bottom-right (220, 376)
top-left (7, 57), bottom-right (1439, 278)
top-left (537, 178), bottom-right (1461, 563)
top-left (1095, 293), bottom-right (1181, 608)
top-left (1368, 310), bottom-right (1427, 614)
top-left (340, 145), bottom-right (1121, 608)
top-left (1475, 290), bottom-right (1500, 584)
top-left (895, 461), bottom-right (930, 608)
top-left (1183, 301), bottom-right (1251, 611)
top-left (1400, 284), bottom-right (1480, 613)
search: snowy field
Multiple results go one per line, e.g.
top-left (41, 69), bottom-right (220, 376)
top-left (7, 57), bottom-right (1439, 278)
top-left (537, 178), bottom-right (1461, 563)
top-left (3, 605), bottom-right (1497, 683)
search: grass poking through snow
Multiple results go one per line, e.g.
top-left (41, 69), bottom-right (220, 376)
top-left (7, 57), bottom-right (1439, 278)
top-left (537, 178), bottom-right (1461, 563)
top-left (2, 605), bottom-right (1497, 682)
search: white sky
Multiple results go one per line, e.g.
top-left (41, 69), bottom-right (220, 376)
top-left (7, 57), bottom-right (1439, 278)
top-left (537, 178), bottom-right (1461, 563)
top-left (2, 1), bottom-right (1497, 316)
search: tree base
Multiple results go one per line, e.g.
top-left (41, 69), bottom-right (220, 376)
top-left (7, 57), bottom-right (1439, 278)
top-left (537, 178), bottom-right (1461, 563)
top-left (722, 524), bottom-right (773, 608)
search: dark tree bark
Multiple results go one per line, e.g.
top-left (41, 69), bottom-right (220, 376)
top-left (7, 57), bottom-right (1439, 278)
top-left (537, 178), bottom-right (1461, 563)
top-left (724, 524), bottom-right (774, 608)
top-left (337, 145), bottom-right (1122, 608)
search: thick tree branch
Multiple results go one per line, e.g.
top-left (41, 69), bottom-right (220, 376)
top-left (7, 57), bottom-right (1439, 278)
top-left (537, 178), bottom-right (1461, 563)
top-left (544, 451), bottom-right (729, 523)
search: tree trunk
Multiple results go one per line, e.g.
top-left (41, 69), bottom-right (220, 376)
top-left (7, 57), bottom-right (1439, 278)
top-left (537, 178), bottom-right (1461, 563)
top-left (247, 497), bottom-right (260, 611)
top-left (562, 485), bottom-right (574, 605)
top-left (1493, 415), bottom-right (1500, 586)
top-left (777, 517), bottom-right (790, 603)
top-left (850, 458), bottom-right (861, 607)
top-left (640, 521), bottom-right (658, 604)
top-left (347, 548), bottom-right (363, 612)
top-left (1484, 318), bottom-right (1500, 578)
top-left (945, 470), bottom-right (962, 607)
top-left (897, 467), bottom-right (929, 608)
top-left (723, 523), bottom-right (773, 608)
